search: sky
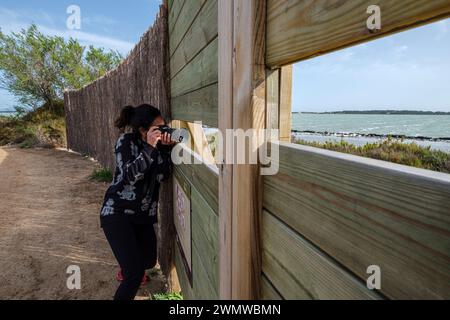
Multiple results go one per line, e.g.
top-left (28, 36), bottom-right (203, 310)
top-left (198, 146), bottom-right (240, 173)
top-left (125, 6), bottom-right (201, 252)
top-left (293, 18), bottom-right (450, 112)
top-left (0, 1), bottom-right (449, 112)
top-left (0, 0), bottom-right (162, 111)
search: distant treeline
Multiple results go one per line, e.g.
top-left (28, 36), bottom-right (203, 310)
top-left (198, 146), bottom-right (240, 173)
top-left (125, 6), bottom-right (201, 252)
top-left (295, 110), bottom-right (450, 115)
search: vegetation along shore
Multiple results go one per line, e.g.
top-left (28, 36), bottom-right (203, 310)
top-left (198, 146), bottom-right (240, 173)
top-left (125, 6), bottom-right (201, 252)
top-left (293, 138), bottom-right (450, 174)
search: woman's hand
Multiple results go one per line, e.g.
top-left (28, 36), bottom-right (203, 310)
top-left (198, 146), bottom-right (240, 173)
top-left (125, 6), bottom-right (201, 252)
top-left (160, 132), bottom-right (175, 146)
top-left (146, 127), bottom-right (162, 148)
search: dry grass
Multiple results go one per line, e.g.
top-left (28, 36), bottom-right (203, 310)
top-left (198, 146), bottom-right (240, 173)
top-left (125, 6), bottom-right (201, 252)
top-left (0, 101), bottom-right (66, 148)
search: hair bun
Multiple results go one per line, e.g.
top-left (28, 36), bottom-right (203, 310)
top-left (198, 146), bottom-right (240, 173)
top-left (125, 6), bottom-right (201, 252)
top-left (123, 105), bottom-right (135, 117)
top-left (115, 105), bottom-right (135, 130)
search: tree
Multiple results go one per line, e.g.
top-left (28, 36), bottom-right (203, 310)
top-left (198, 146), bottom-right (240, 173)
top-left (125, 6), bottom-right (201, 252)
top-left (0, 24), bottom-right (122, 110)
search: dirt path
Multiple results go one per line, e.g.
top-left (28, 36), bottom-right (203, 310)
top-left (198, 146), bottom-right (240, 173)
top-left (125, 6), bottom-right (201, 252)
top-left (0, 147), bottom-right (166, 300)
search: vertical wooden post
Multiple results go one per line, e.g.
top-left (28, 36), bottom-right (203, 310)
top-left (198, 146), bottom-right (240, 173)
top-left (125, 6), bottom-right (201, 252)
top-left (218, 0), bottom-right (234, 300)
top-left (266, 66), bottom-right (292, 143)
top-left (279, 65), bottom-right (293, 142)
top-left (218, 0), bottom-right (266, 300)
top-left (159, 0), bottom-right (180, 294)
top-left (266, 69), bottom-right (280, 141)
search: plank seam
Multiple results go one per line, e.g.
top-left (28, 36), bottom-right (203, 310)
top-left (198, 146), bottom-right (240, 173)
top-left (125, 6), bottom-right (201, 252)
top-left (170, 35), bottom-right (219, 80)
top-left (171, 81), bottom-right (218, 101)
top-left (263, 208), bottom-right (387, 300)
top-left (170, 0), bottom-right (210, 58)
top-left (261, 272), bottom-right (285, 300)
top-left (192, 234), bottom-right (220, 297)
top-left (169, 0), bottom-right (187, 36)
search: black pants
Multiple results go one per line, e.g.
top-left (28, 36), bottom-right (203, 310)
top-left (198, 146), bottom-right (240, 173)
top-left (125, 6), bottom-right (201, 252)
top-left (103, 218), bottom-right (157, 300)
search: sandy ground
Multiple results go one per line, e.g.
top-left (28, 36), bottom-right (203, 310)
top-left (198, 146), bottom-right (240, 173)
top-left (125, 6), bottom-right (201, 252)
top-left (0, 147), bottom-right (166, 300)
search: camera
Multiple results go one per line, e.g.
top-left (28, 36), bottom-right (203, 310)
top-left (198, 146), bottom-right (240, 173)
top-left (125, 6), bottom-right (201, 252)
top-left (158, 125), bottom-right (189, 143)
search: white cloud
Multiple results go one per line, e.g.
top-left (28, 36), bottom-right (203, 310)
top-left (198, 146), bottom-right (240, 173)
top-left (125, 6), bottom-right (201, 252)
top-left (83, 15), bottom-right (117, 27)
top-left (82, 14), bottom-right (118, 33)
top-left (0, 6), bottom-right (133, 54)
top-left (39, 25), bottom-right (133, 53)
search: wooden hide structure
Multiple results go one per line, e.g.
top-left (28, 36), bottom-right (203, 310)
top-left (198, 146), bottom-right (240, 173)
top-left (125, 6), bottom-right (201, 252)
top-left (65, 0), bottom-right (450, 300)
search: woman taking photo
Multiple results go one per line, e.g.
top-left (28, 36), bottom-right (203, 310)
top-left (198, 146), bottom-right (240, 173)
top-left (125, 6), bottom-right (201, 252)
top-left (100, 104), bottom-right (174, 300)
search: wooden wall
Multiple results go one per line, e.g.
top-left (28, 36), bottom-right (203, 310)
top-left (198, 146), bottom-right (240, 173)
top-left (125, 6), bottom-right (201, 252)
top-left (168, 0), bottom-right (220, 299)
top-left (64, 0), bottom-right (450, 300)
top-left (170, 0), bottom-right (218, 128)
top-left (261, 0), bottom-right (450, 300)
top-left (261, 142), bottom-right (450, 300)
top-left (267, 0), bottom-right (450, 67)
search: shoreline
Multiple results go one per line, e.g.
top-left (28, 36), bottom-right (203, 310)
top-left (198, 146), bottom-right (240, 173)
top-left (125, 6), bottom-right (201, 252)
top-left (292, 131), bottom-right (450, 153)
top-left (292, 130), bottom-right (450, 142)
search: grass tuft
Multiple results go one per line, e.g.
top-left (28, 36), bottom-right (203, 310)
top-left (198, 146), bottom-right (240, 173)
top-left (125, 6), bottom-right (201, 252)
top-left (152, 292), bottom-right (184, 300)
top-left (91, 168), bottom-right (113, 183)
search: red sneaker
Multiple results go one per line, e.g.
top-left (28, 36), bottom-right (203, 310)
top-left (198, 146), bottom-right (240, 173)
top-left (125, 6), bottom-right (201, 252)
top-left (141, 274), bottom-right (150, 286)
top-left (116, 270), bottom-right (124, 282)
top-left (116, 269), bottom-right (150, 286)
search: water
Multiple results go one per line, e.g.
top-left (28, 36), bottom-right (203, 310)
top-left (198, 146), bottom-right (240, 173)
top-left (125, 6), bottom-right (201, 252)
top-left (0, 111), bottom-right (17, 117)
top-left (292, 114), bottom-right (450, 152)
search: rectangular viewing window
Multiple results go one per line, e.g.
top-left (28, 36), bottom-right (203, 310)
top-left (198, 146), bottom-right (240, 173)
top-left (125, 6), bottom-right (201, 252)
top-left (289, 18), bottom-right (450, 174)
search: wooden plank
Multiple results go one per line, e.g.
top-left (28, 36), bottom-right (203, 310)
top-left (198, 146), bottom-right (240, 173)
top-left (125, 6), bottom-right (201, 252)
top-left (192, 239), bottom-right (219, 299)
top-left (261, 274), bottom-right (283, 300)
top-left (191, 188), bottom-right (220, 295)
top-left (185, 121), bottom-right (216, 165)
top-left (172, 83), bottom-right (218, 127)
top-left (265, 66), bottom-right (292, 142)
top-left (262, 210), bottom-right (381, 300)
top-left (167, 0), bottom-right (174, 15)
top-left (170, 0), bottom-right (207, 56)
top-left (267, 0), bottom-right (450, 67)
top-left (174, 120), bottom-right (216, 165)
top-left (173, 150), bottom-right (220, 300)
top-left (279, 66), bottom-right (292, 142)
top-left (171, 38), bottom-right (218, 98)
top-left (217, 0), bottom-right (234, 300)
top-left (170, 0), bottom-right (218, 79)
top-left (264, 142), bottom-right (450, 299)
top-left (173, 120), bottom-right (216, 165)
top-left (173, 146), bottom-right (219, 214)
top-left (168, 0), bottom-right (186, 35)
top-left (266, 69), bottom-right (280, 141)
top-left (175, 246), bottom-right (194, 299)
top-left (229, 0), bottom-right (266, 300)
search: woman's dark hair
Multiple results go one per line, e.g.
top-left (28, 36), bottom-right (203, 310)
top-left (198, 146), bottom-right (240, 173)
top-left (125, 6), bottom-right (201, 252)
top-left (115, 104), bottom-right (162, 133)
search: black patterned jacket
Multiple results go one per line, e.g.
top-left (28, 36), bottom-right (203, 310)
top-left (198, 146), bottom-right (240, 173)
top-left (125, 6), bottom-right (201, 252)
top-left (100, 133), bottom-right (172, 227)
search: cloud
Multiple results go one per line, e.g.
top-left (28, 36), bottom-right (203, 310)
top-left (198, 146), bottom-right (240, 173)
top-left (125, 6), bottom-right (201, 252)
top-left (83, 15), bottom-right (117, 27)
top-left (82, 14), bottom-right (118, 33)
top-left (39, 25), bottom-right (133, 53)
top-left (0, 6), bottom-right (133, 54)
